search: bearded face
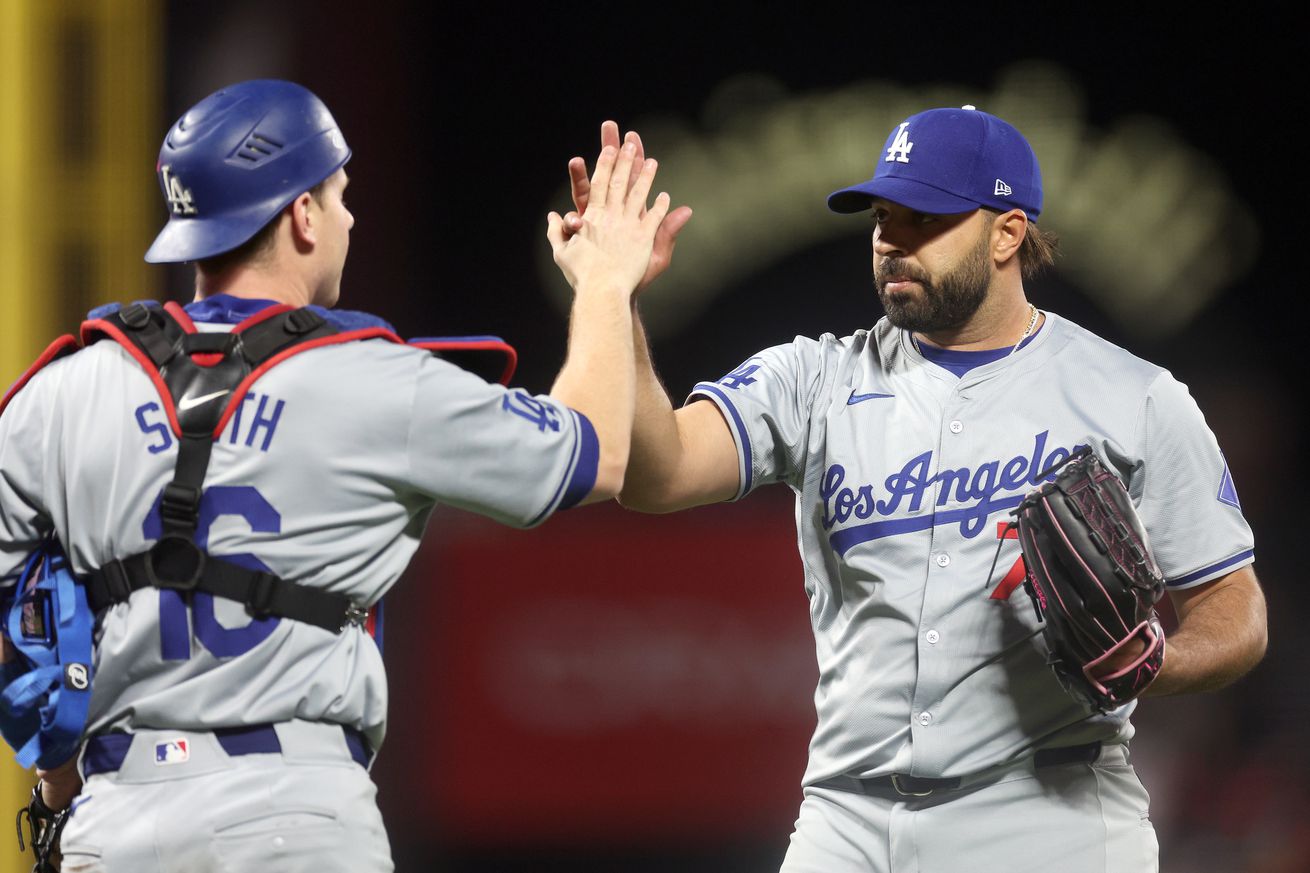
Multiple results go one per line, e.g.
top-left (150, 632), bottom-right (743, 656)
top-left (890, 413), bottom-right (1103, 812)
top-left (873, 220), bottom-right (993, 333)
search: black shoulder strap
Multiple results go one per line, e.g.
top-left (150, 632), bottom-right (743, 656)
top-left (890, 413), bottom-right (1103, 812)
top-left (86, 304), bottom-right (367, 634)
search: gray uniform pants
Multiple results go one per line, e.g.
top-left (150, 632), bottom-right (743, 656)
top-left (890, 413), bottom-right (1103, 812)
top-left (781, 743), bottom-right (1158, 873)
top-left (58, 720), bottom-right (393, 873)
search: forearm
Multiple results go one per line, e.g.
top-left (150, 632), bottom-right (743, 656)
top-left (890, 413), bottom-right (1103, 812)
top-left (1146, 573), bottom-right (1268, 696)
top-left (618, 307), bottom-right (686, 511)
top-left (37, 756), bottom-right (82, 810)
top-left (550, 286), bottom-right (635, 500)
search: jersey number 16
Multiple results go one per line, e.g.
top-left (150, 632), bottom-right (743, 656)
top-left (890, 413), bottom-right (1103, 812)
top-left (143, 485), bottom-right (282, 660)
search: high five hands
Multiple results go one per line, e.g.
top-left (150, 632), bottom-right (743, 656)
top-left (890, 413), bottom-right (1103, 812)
top-left (546, 132), bottom-right (672, 296)
top-left (556, 121), bottom-right (694, 294)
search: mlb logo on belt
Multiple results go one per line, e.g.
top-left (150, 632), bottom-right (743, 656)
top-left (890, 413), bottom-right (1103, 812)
top-left (155, 738), bottom-right (190, 765)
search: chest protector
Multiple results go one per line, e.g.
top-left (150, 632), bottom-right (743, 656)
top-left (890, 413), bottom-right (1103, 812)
top-left (0, 299), bottom-right (516, 768)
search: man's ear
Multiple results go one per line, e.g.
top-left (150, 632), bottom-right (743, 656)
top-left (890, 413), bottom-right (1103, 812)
top-left (289, 191), bottom-right (318, 250)
top-left (993, 209), bottom-right (1027, 266)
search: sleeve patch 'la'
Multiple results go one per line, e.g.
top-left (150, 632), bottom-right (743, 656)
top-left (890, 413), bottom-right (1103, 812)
top-left (1217, 456), bottom-right (1241, 509)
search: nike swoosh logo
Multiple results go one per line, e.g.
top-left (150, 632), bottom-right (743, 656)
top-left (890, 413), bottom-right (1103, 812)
top-left (847, 391), bottom-right (895, 405)
top-left (178, 389), bottom-right (231, 411)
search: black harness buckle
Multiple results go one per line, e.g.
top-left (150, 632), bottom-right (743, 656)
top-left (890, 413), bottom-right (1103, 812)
top-left (145, 536), bottom-right (206, 591)
top-left (284, 309), bottom-right (324, 334)
top-left (340, 605), bottom-right (369, 632)
top-left (119, 302), bottom-right (152, 329)
top-left (159, 482), bottom-right (202, 530)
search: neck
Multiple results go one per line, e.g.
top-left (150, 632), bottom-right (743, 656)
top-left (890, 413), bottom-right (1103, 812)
top-left (194, 265), bottom-right (316, 308)
top-left (915, 295), bottom-right (1042, 352)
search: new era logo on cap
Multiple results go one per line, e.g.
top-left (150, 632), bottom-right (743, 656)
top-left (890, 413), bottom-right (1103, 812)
top-left (828, 106), bottom-right (1043, 220)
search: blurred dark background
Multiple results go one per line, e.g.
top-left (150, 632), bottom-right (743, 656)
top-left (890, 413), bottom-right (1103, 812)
top-left (7, 4), bottom-right (1305, 872)
top-left (147, 5), bottom-right (1310, 873)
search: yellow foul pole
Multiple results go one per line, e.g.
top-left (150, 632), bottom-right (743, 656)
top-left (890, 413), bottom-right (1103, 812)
top-left (0, 2), bottom-right (159, 870)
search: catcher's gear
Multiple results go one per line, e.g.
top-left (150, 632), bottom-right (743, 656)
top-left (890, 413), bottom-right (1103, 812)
top-left (1011, 447), bottom-right (1167, 713)
top-left (145, 79), bottom-right (351, 263)
top-left (15, 781), bottom-right (68, 873)
top-left (1, 539), bottom-right (94, 770)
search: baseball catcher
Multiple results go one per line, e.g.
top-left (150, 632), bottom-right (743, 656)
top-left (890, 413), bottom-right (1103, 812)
top-left (1012, 447), bottom-right (1168, 713)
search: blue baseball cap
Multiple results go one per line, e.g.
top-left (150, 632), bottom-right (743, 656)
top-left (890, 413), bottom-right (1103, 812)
top-left (827, 106), bottom-right (1043, 220)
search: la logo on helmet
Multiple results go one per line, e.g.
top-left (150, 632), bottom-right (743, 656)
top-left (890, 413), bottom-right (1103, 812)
top-left (161, 165), bottom-right (197, 215)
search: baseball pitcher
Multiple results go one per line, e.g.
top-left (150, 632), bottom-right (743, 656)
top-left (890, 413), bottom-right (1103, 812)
top-left (563, 110), bottom-right (1266, 872)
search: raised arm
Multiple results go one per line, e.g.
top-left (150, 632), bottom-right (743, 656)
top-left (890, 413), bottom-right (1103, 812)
top-left (546, 140), bottom-right (669, 504)
top-left (563, 122), bottom-right (735, 512)
top-left (619, 312), bottom-right (741, 512)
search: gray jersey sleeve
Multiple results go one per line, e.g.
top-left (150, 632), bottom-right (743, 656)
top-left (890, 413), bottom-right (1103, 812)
top-left (406, 353), bottom-right (598, 528)
top-left (685, 337), bottom-right (825, 500)
top-left (0, 364), bottom-right (58, 581)
top-left (1131, 370), bottom-right (1255, 588)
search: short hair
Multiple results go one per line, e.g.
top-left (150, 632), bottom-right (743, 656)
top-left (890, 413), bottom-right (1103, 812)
top-left (983, 207), bottom-right (1059, 280)
top-left (195, 179), bottom-right (329, 275)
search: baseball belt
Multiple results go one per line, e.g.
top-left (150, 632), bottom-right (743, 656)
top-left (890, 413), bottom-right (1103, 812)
top-left (813, 741), bottom-right (1105, 798)
top-left (80, 722), bottom-right (372, 777)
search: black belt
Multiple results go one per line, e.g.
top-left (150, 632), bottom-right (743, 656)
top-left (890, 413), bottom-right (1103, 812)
top-left (815, 742), bottom-right (1103, 798)
top-left (82, 723), bottom-right (371, 777)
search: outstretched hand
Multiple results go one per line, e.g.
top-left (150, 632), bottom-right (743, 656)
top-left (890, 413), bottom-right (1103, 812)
top-left (546, 138), bottom-right (670, 296)
top-left (564, 121), bottom-right (692, 293)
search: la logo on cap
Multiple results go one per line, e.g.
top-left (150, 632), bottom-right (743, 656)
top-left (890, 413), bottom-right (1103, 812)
top-left (885, 123), bottom-right (913, 164)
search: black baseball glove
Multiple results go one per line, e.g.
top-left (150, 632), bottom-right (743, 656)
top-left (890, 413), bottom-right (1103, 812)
top-left (1011, 446), bottom-right (1167, 713)
top-left (16, 781), bottom-right (68, 873)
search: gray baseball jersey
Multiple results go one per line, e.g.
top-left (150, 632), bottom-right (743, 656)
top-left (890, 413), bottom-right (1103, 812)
top-left (689, 311), bottom-right (1254, 786)
top-left (0, 295), bottom-right (599, 755)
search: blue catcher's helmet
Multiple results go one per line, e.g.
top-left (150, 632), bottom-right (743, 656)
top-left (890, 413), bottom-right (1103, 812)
top-left (144, 79), bottom-right (352, 264)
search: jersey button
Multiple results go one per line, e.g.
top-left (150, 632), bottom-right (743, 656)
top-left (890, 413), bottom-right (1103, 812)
top-left (925, 629), bottom-right (940, 645)
top-left (935, 553), bottom-right (951, 568)
top-left (918, 712), bottom-right (933, 726)
top-left (949, 420), bottom-right (963, 434)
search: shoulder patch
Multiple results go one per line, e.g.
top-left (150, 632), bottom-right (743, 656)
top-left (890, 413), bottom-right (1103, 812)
top-left (717, 359), bottom-right (763, 390)
top-left (1217, 456), bottom-right (1241, 509)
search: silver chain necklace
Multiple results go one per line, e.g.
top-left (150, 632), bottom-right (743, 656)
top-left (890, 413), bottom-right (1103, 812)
top-left (911, 303), bottom-right (1040, 357)
top-left (1006, 303), bottom-right (1041, 357)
